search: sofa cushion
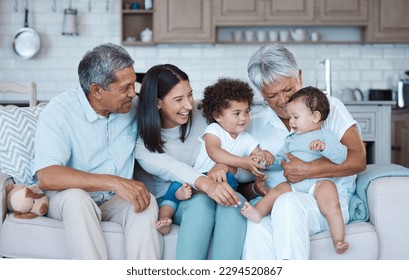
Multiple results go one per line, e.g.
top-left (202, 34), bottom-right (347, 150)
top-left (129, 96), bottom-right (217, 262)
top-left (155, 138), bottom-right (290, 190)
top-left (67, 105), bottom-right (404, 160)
top-left (310, 221), bottom-right (378, 259)
top-left (0, 104), bottom-right (45, 184)
top-left (0, 213), bottom-right (178, 259)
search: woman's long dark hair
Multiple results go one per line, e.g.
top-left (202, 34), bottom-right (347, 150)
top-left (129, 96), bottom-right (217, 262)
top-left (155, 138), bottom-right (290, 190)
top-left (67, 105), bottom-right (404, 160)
top-left (137, 64), bottom-right (192, 153)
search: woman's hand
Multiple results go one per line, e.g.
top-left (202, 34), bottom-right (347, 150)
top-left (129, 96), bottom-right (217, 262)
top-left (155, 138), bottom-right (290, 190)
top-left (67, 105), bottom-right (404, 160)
top-left (281, 153), bottom-right (310, 184)
top-left (195, 176), bottom-right (240, 207)
top-left (207, 163), bottom-right (230, 183)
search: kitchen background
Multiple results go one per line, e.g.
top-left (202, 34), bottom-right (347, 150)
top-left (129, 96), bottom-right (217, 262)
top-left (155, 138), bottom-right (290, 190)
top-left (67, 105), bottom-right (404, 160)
top-left (1, 0), bottom-right (409, 103)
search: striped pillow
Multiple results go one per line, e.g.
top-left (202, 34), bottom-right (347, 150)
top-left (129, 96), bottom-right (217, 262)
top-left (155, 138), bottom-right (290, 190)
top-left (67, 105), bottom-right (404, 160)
top-left (0, 104), bottom-right (45, 184)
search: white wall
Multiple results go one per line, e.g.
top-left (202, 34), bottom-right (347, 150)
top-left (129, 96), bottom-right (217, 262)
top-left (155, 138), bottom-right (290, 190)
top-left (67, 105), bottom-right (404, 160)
top-left (1, 0), bottom-right (409, 103)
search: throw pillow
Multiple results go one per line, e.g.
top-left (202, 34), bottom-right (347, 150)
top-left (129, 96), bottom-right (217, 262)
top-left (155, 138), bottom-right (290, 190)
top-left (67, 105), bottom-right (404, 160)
top-left (0, 104), bottom-right (46, 184)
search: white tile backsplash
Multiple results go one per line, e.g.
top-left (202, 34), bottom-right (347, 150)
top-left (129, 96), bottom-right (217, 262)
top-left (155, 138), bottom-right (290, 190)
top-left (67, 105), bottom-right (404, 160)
top-left (1, 0), bottom-right (409, 102)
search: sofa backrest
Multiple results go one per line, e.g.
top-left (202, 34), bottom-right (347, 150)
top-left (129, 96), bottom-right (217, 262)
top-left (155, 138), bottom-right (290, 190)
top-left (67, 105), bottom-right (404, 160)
top-left (0, 103), bottom-right (47, 184)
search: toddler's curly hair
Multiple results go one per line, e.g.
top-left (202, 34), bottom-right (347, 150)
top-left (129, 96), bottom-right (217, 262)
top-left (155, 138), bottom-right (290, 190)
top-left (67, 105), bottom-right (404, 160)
top-left (199, 77), bottom-right (254, 124)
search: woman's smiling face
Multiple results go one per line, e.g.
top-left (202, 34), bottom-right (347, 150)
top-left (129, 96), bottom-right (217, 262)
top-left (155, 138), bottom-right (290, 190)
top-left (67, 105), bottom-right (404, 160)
top-left (157, 80), bottom-right (194, 128)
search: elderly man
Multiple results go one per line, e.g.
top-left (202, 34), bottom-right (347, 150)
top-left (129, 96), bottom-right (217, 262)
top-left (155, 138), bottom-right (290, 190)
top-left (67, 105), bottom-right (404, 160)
top-left (33, 43), bottom-right (163, 259)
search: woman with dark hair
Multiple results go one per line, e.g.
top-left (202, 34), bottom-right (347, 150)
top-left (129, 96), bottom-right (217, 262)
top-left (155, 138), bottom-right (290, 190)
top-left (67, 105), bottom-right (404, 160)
top-left (135, 64), bottom-right (247, 259)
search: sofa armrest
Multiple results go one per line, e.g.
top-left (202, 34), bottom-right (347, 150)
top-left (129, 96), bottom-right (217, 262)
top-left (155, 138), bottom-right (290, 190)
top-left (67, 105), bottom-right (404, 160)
top-left (0, 172), bottom-right (13, 224)
top-left (367, 176), bottom-right (409, 259)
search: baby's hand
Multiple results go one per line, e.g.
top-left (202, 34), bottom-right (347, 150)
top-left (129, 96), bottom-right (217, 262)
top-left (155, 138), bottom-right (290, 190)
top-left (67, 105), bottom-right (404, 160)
top-left (253, 150), bottom-right (274, 168)
top-left (242, 156), bottom-right (265, 177)
top-left (309, 140), bottom-right (325, 151)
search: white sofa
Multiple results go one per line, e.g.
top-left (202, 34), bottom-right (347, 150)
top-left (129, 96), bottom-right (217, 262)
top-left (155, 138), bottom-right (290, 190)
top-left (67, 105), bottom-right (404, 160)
top-left (1, 103), bottom-right (409, 260)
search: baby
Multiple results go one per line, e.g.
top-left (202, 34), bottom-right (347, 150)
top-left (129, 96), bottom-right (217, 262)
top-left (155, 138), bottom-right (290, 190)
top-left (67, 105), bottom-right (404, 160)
top-left (241, 86), bottom-right (350, 254)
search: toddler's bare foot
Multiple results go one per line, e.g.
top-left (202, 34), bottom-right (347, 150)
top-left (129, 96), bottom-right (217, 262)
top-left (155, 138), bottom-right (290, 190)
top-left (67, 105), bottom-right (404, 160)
top-left (241, 201), bottom-right (262, 223)
top-left (156, 218), bottom-right (172, 235)
top-left (175, 183), bottom-right (192, 200)
top-left (334, 240), bottom-right (349, 254)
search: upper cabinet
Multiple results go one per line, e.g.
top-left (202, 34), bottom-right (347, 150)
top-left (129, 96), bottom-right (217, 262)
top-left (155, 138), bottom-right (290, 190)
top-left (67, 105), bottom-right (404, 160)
top-left (317, 0), bottom-right (369, 24)
top-left (213, 0), bottom-right (265, 23)
top-left (120, 0), bottom-right (409, 44)
top-left (213, 0), bottom-right (315, 25)
top-left (365, 0), bottom-right (409, 43)
top-left (265, 0), bottom-right (315, 23)
top-left (213, 0), bottom-right (368, 26)
top-left (154, 0), bottom-right (214, 43)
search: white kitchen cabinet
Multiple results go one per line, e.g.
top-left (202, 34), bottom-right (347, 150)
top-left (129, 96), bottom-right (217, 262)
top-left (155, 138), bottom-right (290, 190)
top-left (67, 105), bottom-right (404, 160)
top-left (365, 0), bottom-right (409, 43)
top-left (345, 101), bottom-right (394, 164)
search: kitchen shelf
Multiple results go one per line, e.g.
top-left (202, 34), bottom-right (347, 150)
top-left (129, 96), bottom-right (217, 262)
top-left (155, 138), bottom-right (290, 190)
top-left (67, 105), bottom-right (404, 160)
top-left (122, 41), bottom-right (155, 46)
top-left (121, 0), bottom-right (154, 45)
top-left (215, 40), bottom-right (365, 45)
top-left (216, 26), bottom-right (364, 45)
top-left (122, 9), bottom-right (153, 15)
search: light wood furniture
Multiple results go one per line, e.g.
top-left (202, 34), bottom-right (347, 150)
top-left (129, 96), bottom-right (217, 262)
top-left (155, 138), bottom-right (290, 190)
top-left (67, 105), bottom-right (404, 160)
top-left (120, 0), bottom-right (154, 45)
top-left (365, 0), bottom-right (409, 43)
top-left (213, 0), bottom-right (368, 25)
top-left (391, 109), bottom-right (409, 168)
top-left (120, 0), bottom-right (409, 44)
top-left (0, 81), bottom-right (37, 107)
top-left (154, 0), bottom-right (214, 43)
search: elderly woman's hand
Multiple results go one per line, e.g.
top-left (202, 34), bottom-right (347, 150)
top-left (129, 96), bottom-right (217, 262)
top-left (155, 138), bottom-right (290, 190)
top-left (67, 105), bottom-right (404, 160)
top-left (281, 153), bottom-right (310, 183)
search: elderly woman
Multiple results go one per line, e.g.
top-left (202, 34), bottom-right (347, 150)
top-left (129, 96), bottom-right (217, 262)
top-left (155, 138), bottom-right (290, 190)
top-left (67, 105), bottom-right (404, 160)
top-left (242, 44), bottom-right (366, 259)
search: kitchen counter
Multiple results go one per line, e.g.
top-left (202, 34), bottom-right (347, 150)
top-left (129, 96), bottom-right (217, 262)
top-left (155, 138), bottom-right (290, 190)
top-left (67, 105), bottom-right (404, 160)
top-left (342, 100), bottom-right (396, 106)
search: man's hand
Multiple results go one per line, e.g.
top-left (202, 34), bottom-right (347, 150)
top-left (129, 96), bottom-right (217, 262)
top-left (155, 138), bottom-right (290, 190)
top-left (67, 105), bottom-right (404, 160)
top-left (281, 153), bottom-right (309, 184)
top-left (114, 178), bottom-right (151, 213)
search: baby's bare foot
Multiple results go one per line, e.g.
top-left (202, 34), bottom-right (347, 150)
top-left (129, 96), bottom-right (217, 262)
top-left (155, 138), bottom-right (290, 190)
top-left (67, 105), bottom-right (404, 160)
top-left (156, 218), bottom-right (172, 235)
top-left (334, 240), bottom-right (349, 254)
top-left (175, 183), bottom-right (192, 200)
top-left (241, 201), bottom-right (262, 223)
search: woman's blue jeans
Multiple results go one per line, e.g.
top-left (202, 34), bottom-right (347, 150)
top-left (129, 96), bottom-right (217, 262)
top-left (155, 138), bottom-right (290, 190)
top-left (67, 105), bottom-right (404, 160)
top-left (173, 192), bottom-right (247, 260)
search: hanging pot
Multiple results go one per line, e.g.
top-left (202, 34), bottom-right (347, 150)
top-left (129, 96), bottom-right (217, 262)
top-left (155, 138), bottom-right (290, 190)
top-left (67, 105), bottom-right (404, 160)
top-left (12, 8), bottom-right (41, 60)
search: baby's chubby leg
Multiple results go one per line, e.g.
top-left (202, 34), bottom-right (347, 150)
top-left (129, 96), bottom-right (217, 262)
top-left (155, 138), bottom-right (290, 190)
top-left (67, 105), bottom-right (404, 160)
top-left (241, 182), bottom-right (291, 223)
top-left (314, 180), bottom-right (349, 254)
top-left (157, 182), bottom-right (192, 235)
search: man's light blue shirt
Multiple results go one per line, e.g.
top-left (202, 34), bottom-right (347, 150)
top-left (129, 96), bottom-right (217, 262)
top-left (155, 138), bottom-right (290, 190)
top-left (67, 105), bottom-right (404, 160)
top-left (32, 86), bottom-right (137, 205)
